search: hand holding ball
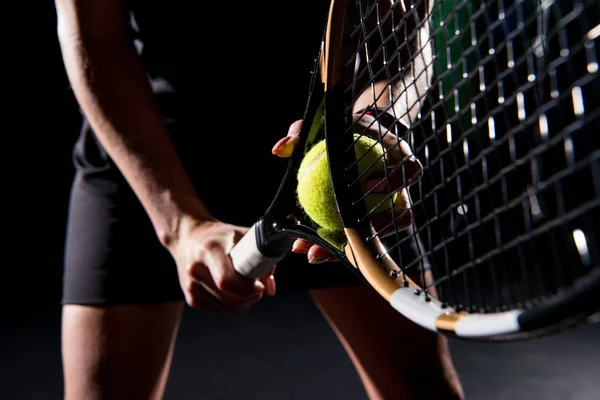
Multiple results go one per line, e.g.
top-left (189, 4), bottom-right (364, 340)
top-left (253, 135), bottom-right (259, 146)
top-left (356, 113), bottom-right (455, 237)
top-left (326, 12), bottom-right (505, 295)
top-left (296, 134), bottom-right (397, 231)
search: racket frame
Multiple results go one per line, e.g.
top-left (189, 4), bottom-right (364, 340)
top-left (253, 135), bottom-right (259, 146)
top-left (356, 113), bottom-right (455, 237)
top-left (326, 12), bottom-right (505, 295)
top-left (231, 0), bottom-right (600, 341)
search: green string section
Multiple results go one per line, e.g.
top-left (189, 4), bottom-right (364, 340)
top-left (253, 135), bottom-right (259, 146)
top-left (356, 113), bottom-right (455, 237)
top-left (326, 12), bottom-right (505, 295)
top-left (430, 0), bottom-right (482, 138)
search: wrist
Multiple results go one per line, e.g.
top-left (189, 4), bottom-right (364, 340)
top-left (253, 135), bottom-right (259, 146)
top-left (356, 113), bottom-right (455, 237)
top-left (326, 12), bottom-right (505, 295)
top-left (153, 191), bottom-right (214, 249)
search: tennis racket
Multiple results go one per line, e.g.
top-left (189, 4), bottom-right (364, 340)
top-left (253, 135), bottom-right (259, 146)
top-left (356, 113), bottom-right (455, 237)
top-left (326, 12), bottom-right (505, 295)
top-left (230, 0), bottom-right (600, 341)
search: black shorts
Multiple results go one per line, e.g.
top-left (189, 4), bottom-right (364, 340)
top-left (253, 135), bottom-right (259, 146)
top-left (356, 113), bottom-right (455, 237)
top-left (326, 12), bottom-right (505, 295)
top-left (62, 172), bottom-right (185, 305)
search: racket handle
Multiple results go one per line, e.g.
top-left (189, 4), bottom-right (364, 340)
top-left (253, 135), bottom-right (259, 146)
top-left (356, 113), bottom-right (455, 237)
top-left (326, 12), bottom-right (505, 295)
top-left (230, 220), bottom-right (293, 279)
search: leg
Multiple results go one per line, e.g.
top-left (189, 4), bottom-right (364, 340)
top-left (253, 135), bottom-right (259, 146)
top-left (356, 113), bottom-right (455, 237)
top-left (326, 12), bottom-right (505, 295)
top-left (310, 285), bottom-right (464, 400)
top-left (62, 302), bottom-right (184, 400)
top-left (61, 173), bottom-right (187, 399)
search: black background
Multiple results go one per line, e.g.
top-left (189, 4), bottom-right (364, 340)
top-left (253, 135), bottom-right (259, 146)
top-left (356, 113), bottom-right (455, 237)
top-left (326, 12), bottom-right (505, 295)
top-left (6, 1), bottom-right (82, 306)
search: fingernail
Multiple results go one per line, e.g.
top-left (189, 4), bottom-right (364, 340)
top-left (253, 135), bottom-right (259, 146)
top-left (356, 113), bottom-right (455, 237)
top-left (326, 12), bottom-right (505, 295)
top-left (272, 136), bottom-right (295, 157)
top-left (272, 136), bottom-right (290, 152)
top-left (309, 254), bottom-right (330, 264)
top-left (291, 241), bottom-right (301, 252)
top-left (253, 280), bottom-right (265, 292)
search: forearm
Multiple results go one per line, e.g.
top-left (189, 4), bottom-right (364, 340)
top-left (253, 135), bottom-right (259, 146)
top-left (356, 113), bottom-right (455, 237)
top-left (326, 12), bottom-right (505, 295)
top-left (58, 28), bottom-right (209, 246)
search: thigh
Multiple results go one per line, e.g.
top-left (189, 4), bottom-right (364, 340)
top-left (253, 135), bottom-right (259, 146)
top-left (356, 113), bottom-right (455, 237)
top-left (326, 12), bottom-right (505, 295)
top-left (309, 284), bottom-right (463, 400)
top-left (62, 302), bottom-right (184, 400)
top-left (307, 228), bottom-right (462, 400)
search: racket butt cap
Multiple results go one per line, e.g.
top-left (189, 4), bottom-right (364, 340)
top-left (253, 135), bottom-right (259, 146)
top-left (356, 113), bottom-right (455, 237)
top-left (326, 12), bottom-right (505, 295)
top-left (230, 220), bottom-right (292, 278)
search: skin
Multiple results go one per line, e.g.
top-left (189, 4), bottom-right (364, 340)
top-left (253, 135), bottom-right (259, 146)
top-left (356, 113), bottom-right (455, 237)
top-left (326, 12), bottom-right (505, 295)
top-left (56, 0), bottom-right (463, 399)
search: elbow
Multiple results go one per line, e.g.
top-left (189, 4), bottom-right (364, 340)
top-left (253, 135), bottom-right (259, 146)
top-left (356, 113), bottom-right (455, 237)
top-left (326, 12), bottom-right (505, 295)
top-left (56, 16), bottom-right (77, 47)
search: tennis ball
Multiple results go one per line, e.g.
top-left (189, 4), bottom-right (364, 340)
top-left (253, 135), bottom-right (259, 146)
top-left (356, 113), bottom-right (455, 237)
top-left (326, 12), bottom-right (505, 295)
top-left (317, 227), bottom-right (348, 251)
top-left (297, 134), bottom-right (395, 231)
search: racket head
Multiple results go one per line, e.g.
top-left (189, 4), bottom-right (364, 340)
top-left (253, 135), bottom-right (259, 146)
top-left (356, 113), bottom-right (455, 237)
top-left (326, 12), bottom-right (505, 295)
top-left (265, 0), bottom-right (600, 340)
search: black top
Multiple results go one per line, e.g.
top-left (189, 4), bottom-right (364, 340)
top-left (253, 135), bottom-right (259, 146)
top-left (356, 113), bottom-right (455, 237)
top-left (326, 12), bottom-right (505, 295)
top-left (121, 1), bottom-right (331, 119)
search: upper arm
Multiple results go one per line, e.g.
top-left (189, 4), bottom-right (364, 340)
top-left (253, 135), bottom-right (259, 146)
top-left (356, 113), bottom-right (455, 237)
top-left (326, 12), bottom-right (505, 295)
top-left (55, 0), bottom-right (129, 44)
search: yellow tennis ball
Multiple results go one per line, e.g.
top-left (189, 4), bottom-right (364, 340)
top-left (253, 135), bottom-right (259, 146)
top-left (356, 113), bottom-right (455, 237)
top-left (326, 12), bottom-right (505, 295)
top-left (297, 134), bottom-right (395, 231)
top-left (317, 227), bottom-right (348, 251)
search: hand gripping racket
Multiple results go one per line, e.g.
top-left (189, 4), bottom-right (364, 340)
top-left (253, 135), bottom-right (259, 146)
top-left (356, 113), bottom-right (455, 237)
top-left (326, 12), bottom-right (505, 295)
top-left (230, 0), bottom-right (600, 341)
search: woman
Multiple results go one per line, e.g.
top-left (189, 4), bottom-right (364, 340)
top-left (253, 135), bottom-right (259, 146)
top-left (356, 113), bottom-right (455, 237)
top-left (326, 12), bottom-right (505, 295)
top-left (55, 0), bottom-right (463, 399)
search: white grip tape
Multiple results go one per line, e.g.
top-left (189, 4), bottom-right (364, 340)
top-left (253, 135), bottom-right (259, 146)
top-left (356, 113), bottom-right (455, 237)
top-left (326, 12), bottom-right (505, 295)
top-left (230, 223), bottom-right (284, 279)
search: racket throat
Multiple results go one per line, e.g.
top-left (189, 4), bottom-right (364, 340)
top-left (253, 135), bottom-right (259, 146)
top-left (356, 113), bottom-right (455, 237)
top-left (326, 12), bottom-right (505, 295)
top-left (254, 217), bottom-right (296, 258)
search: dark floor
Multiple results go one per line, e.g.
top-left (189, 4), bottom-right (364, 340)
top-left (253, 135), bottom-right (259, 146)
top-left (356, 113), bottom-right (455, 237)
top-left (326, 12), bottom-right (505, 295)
top-left (2, 291), bottom-right (599, 399)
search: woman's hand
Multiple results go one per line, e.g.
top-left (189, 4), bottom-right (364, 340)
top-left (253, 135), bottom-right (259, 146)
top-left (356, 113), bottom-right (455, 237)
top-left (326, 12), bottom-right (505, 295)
top-left (272, 121), bottom-right (337, 264)
top-left (167, 216), bottom-right (276, 314)
top-left (353, 109), bottom-right (424, 237)
top-left (272, 116), bottom-right (423, 256)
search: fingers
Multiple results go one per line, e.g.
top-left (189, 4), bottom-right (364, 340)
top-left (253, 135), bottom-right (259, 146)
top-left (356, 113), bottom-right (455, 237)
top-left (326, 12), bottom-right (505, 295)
top-left (384, 138), bottom-right (424, 186)
top-left (291, 238), bottom-right (313, 253)
top-left (365, 155), bottom-right (423, 194)
top-left (210, 249), bottom-right (266, 297)
top-left (370, 188), bottom-right (413, 238)
top-left (272, 119), bottom-right (302, 157)
top-left (291, 239), bottom-right (337, 265)
top-left (364, 136), bottom-right (420, 238)
top-left (259, 266), bottom-right (277, 296)
top-left (352, 114), bottom-right (420, 238)
top-left (354, 112), bottom-right (424, 192)
top-left (307, 246), bottom-right (333, 265)
top-left (286, 119), bottom-right (303, 138)
top-left (186, 283), bottom-right (245, 315)
top-left (185, 255), bottom-right (265, 314)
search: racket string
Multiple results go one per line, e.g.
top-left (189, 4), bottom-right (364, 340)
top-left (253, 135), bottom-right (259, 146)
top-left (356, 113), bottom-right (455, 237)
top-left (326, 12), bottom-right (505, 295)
top-left (344, 0), bottom-right (600, 312)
